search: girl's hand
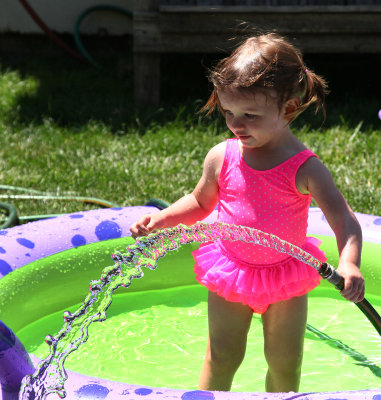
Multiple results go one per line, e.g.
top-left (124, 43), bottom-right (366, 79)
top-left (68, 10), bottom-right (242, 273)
top-left (130, 213), bottom-right (164, 239)
top-left (337, 262), bottom-right (365, 303)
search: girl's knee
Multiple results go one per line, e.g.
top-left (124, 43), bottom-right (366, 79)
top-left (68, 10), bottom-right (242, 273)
top-left (207, 343), bottom-right (246, 373)
top-left (265, 351), bottom-right (303, 376)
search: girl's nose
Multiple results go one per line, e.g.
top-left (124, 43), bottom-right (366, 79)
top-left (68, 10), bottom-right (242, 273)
top-left (230, 117), bottom-right (245, 129)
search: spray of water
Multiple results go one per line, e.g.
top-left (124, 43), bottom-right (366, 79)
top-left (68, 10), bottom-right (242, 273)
top-left (18, 222), bottom-right (324, 399)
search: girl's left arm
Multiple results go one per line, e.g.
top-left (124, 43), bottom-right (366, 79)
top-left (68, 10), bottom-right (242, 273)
top-left (297, 157), bottom-right (364, 303)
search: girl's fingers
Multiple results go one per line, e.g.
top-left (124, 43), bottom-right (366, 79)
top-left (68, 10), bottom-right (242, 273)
top-left (130, 216), bottom-right (151, 238)
top-left (341, 278), bottom-right (365, 303)
top-left (130, 214), bottom-right (160, 239)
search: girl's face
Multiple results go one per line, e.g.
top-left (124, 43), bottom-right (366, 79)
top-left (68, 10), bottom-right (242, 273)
top-left (217, 88), bottom-right (292, 150)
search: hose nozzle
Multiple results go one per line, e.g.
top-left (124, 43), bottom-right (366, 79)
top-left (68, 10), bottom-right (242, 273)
top-left (318, 263), bottom-right (345, 291)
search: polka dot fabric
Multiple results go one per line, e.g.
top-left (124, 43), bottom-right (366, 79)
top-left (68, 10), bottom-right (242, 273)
top-left (194, 138), bottom-right (326, 313)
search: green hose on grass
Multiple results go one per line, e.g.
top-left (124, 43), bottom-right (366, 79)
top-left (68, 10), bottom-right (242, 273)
top-left (0, 195), bottom-right (119, 229)
top-left (0, 202), bottom-right (19, 229)
top-left (0, 185), bottom-right (169, 229)
top-left (0, 185), bottom-right (120, 229)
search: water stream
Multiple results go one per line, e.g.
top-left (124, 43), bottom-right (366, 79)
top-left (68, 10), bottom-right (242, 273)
top-left (18, 222), bottom-right (325, 399)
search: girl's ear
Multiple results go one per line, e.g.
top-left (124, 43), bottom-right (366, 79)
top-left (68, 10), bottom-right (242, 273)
top-left (283, 98), bottom-right (300, 121)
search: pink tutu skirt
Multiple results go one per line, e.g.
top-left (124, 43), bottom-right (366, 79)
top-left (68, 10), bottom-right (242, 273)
top-left (193, 237), bottom-right (326, 314)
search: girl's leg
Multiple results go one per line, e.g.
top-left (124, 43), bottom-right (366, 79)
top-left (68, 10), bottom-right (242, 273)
top-left (198, 291), bottom-right (253, 391)
top-left (262, 294), bottom-right (308, 392)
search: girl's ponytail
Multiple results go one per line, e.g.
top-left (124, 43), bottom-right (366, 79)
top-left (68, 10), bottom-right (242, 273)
top-left (301, 68), bottom-right (329, 119)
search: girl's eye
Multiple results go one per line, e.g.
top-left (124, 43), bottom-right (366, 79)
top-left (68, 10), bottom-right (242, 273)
top-left (245, 114), bottom-right (257, 120)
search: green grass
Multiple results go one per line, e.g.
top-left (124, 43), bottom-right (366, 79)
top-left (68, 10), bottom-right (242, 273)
top-left (0, 37), bottom-right (380, 220)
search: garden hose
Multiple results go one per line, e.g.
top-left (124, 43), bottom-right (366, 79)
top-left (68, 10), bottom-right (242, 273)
top-left (319, 262), bottom-right (381, 336)
top-left (145, 198), bottom-right (170, 210)
top-left (0, 194), bottom-right (119, 209)
top-left (0, 185), bottom-right (48, 195)
top-left (2, 198), bottom-right (169, 226)
top-left (73, 5), bottom-right (133, 70)
top-left (0, 202), bottom-right (19, 229)
top-left (18, 1), bottom-right (132, 69)
top-left (18, 0), bottom-right (83, 60)
top-left (0, 186), bottom-right (170, 229)
top-left (0, 185), bottom-right (121, 228)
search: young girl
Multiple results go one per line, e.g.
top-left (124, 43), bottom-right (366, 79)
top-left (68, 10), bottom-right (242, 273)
top-left (130, 33), bottom-right (364, 393)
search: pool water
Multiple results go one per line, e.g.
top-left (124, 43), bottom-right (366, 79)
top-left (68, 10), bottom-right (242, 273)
top-left (17, 284), bottom-right (381, 393)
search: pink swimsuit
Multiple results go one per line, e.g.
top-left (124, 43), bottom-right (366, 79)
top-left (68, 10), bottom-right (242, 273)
top-left (193, 138), bottom-right (326, 314)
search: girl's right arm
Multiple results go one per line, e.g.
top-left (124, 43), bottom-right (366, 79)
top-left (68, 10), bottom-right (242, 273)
top-left (130, 142), bottom-right (225, 238)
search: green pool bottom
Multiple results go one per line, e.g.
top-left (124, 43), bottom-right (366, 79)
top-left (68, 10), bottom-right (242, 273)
top-left (17, 284), bottom-right (381, 393)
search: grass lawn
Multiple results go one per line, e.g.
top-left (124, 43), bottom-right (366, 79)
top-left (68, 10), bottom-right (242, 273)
top-left (0, 36), bottom-right (380, 222)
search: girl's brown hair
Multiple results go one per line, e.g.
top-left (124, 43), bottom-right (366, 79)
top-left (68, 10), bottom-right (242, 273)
top-left (202, 33), bottom-right (328, 122)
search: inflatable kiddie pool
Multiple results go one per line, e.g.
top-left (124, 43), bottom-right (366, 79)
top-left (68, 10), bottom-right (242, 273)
top-left (0, 206), bottom-right (380, 400)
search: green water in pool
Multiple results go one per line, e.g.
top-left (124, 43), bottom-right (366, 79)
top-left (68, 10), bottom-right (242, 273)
top-left (17, 284), bottom-right (381, 393)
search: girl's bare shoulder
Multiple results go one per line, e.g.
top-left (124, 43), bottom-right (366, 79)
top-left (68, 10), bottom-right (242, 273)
top-left (207, 140), bottom-right (227, 157)
top-left (204, 141), bottom-right (227, 175)
top-left (296, 156), bottom-right (332, 195)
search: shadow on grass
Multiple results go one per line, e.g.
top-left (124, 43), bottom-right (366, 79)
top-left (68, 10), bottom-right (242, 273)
top-left (0, 34), bottom-right (380, 133)
top-left (0, 34), bottom-right (137, 131)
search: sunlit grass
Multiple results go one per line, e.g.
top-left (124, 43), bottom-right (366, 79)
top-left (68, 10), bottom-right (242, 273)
top-left (1, 115), bottom-right (379, 218)
top-left (298, 123), bottom-right (381, 214)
